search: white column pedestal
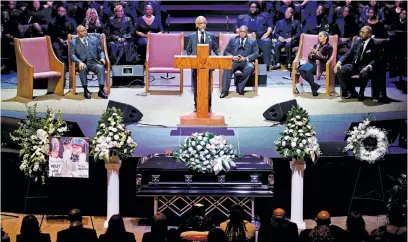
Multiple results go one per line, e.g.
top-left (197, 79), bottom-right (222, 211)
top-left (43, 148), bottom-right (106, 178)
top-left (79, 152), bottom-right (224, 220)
top-left (104, 161), bottom-right (121, 229)
top-left (290, 159), bottom-right (306, 230)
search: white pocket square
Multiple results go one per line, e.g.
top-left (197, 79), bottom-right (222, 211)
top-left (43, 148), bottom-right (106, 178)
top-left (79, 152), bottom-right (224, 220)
top-left (366, 49), bottom-right (371, 53)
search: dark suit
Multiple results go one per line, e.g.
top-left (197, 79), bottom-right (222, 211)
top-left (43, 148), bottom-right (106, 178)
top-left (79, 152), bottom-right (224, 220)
top-left (99, 232), bottom-right (136, 242)
top-left (17, 233), bottom-right (51, 242)
top-left (258, 218), bottom-right (299, 242)
top-left (337, 38), bottom-right (379, 95)
top-left (274, 18), bottom-right (301, 65)
top-left (70, 33), bottom-right (106, 86)
top-left (222, 36), bottom-right (259, 92)
top-left (186, 31), bottom-right (221, 109)
top-left (56, 226), bottom-right (98, 242)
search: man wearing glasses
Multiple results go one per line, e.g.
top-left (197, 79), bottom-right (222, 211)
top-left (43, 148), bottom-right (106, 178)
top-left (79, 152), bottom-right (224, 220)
top-left (334, 26), bottom-right (379, 101)
top-left (186, 16), bottom-right (221, 113)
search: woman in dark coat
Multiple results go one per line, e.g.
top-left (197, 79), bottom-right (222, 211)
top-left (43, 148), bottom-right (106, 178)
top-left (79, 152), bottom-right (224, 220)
top-left (134, 3), bottom-right (164, 64)
top-left (16, 215), bottom-right (51, 242)
top-left (106, 4), bottom-right (138, 65)
top-left (298, 31), bottom-right (333, 96)
top-left (99, 214), bottom-right (136, 242)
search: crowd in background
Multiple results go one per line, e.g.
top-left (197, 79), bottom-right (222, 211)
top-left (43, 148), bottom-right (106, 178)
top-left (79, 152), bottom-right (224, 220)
top-left (1, 203), bottom-right (406, 242)
top-left (1, 1), bottom-right (407, 77)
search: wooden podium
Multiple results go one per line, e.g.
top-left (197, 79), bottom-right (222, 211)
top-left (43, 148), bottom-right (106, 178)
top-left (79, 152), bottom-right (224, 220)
top-left (174, 44), bottom-right (232, 126)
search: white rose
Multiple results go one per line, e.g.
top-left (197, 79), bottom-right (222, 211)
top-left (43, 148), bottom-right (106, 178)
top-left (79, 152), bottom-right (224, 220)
top-left (203, 137), bottom-right (208, 141)
top-left (192, 141), bottom-right (196, 146)
top-left (200, 141), bottom-right (205, 146)
top-left (109, 132), bottom-right (113, 136)
top-left (302, 140), bottom-right (307, 144)
top-left (284, 136), bottom-right (290, 140)
top-left (289, 129), bottom-right (293, 133)
top-left (197, 145), bottom-right (203, 151)
top-left (282, 141), bottom-right (286, 147)
top-left (296, 149), bottom-right (301, 153)
top-left (198, 136), bottom-right (203, 140)
top-left (299, 143), bottom-right (304, 148)
top-left (291, 142), bottom-right (296, 148)
top-left (114, 135), bottom-right (119, 140)
top-left (188, 147), bottom-right (193, 152)
top-left (297, 121), bottom-right (303, 126)
top-left (206, 154), bottom-right (211, 159)
top-left (305, 133), bottom-right (311, 137)
top-left (296, 115), bottom-right (301, 119)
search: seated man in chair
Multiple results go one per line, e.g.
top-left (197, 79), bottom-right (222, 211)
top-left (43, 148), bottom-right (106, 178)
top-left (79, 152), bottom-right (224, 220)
top-left (70, 25), bottom-right (108, 99)
top-left (220, 25), bottom-right (259, 98)
top-left (334, 26), bottom-right (379, 101)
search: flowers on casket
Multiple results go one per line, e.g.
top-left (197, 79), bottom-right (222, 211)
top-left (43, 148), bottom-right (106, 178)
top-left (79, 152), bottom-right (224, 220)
top-left (10, 104), bottom-right (68, 184)
top-left (172, 132), bottom-right (239, 175)
top-left (91, 107), bottom-right (137, 163)
top-left (344, 116), bottom-right (388, 164)
top-left (274, 105), bottom-right (321, 162)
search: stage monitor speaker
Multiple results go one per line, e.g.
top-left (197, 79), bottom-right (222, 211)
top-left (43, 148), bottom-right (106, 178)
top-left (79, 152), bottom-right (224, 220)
top-left (258, 64), bottom-right (267, 85)
top-left (112, 65), bottom-right (144, 87)
top-left (107, 101), bottom-right (143, 123)
top-left (263, 99), bottom-right (298, 122)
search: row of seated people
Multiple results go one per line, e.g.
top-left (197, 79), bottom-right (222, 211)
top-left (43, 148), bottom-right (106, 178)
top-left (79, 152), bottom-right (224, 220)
top-left (4, 204), bottom-right (406, 242)
top-left (2, 0), bottom-right (406, 74)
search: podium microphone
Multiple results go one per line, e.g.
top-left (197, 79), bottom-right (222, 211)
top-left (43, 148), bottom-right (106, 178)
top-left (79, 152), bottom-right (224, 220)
top-left (226, 16), bottom-right (229, 33)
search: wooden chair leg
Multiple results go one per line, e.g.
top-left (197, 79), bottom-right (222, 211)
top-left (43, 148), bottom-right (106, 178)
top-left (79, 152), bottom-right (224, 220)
top-left (145, 68), bottom-right (150, 94)
top-left (107, 68), bottom-right (111, 95)
top-left (17, 76), bottom-right (34, 100)
top-left (211, 71), bottom-right (214, 93)
top-left (48, 76), bottom-right (64, 95)
top-left (219, 70), bottom-right (223, 93)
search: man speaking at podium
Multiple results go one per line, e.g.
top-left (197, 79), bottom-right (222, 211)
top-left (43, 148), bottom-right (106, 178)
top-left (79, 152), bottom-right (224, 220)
top-left (186, 16), bottom-right (221, 113)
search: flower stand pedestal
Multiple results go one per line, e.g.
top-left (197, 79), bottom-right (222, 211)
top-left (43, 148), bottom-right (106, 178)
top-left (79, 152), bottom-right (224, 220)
top-left (290, 158), bottom-right (306, 230)
top-left (104, 159), bottom-right (121, 228)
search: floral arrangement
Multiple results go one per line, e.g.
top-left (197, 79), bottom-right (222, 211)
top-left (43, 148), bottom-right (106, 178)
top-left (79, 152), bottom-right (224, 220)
top-left (91, 107), bottom-right (137, 163)
top-left (344, 116), bottom-right (388, 164)
top-left (10, 104), bottom-right (68, 184)
top-left (274, 105), bottom-right (321, 162)
top-left (172, 132), bottom-right (239, 175)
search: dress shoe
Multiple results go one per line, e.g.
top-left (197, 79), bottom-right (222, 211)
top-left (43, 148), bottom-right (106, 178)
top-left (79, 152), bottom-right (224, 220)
top-left (209, 108), bottom-right (212, 113)
top-left (238, 91), bottom-right (245, 95)
top-left (98, 90), bottom-right (108, 99)
top-left (271, 64), bottom-right (281, 70)
top-left (220, 92), bottom-right (229, 98)
top-left (194, 107), bottom-right (197, 112)
top-left (358, 93), bottom-right (365, 101)
top-left (84, 89), bottom-right (91, 99)
top-left (312, 84), bottom-right (320, 96)
top-left (342, 91), bottom-right (358, 100)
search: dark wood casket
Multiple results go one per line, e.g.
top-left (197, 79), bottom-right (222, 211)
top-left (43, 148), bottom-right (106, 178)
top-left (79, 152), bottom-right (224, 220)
top-left (136, 154), bottom-right (274, 219)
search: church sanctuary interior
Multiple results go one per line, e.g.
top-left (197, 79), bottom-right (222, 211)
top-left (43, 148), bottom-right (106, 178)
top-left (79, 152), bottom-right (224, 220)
top-left (1, 1), bottom-right (407, 242)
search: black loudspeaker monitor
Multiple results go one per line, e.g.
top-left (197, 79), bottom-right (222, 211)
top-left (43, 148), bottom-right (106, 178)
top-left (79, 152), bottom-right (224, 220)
top-left (107, 101), bottom-right (143, 123)
top-left (263, 99), bottom-right (298, 122)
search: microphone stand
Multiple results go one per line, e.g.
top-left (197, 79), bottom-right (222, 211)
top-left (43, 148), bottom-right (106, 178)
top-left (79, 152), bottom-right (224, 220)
top-left (160, 14), bottom-right (175, 80)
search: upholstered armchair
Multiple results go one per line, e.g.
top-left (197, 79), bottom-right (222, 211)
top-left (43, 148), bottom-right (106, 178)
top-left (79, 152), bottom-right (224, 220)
top-left (145, 33), bottom-right (184, 95)
top-left (292, 34), bottom-right (338, 96)
top-left (67, 33), bottom-right (111, 98)
top-left (14, 36), bottom-right (64, 100)
top-left (218, 33), bottom-right (259, 95)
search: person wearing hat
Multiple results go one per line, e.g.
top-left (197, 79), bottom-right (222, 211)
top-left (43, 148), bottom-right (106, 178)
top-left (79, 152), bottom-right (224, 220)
top-left (70, 138), bottom-right (89, 178)
top-left (56, 208), bottom-right (98, 242)
top-left (258, 208), bottom-right (299, 242)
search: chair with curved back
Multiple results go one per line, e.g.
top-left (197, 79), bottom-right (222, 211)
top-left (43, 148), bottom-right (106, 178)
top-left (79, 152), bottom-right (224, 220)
top-left (145, 33), bottom-right (184, 95)
top-left (292, 33), bottom-right (338, 96)
top-left (218, 33), bottom-right (259, 95)
top-left (14, 36), bottom-right (64, 100)
top-left (67, 33), bottom-right (111, 98)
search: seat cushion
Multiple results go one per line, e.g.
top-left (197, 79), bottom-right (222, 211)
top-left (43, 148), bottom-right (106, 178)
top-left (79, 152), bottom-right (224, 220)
top-left (148, 67), bottom-right (180, 73)
top-left (33, 71), bottom-right (61, 79)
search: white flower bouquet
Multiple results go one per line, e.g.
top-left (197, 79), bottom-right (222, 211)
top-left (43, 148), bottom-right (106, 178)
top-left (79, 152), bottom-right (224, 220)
top-left (274, 105), bottom-right (321, 162)
top-left (172, 132), bottom-right (239, 175)
top-left (344, 117), bottom-right (388, 164)
top-left (91, 107), bottom-right (137, 163)
top-left (10, 104), bottom-right (68, 184)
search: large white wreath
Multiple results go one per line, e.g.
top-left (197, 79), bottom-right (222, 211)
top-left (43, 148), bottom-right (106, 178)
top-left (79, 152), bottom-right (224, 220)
top-left (344, 118), bottom-right (389, 164)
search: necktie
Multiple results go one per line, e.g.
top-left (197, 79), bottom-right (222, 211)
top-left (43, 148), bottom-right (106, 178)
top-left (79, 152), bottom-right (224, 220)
top-left (240, 38), bottom-right (245, 48)
top-left (200, 31), bottom-right (205, 44)
top-left (355, 40), bottom-right (365, 63)
top-left (83, 38), bottom-right (88, 47)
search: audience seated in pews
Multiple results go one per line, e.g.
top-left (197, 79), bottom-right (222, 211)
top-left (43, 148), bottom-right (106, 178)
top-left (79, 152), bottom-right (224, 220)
top-left (331, 6), bottom-right (359, 55)
top-left (106, 4), bottom-right (138, 65)
top-left (220, 25), bottom-right (259, 98)
top-left (303, 5), bottom-right (331, 35)
top-left (364, 7), bottom-right (387, 38)
top-left (220, 204), bottom-right (256, 242)
top-left (99, 214), bottom-right (136, 242)
top-left (83, 8), bottom-right (103, 34)
top-left (299, 210), bottom-right (348, 242)
top-left (142, 212), bottom-right (168, 242)
top-left (235, 1), bottom-right (273, 66)
top-left (258, 208), bottom-right (299, 242)
top-left (345, 211), bottom-right (369, 242)
top-left (16, 214), bottom-right (51, 242)
top-left (56, 208), bottom-right (98, 242)
top-left (135, 3), bottom-right (164, 65)
top-left (272, 7), bottom-right (301, 70)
